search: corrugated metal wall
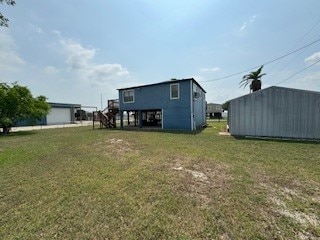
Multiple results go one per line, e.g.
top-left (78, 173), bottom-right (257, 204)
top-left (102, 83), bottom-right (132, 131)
top-left (192, 83), bottom-right (206, 130)
top-left (229, 86), bottom-right (320, 139)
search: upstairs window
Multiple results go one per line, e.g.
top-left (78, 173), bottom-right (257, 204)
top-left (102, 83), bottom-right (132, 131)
top-left (123, 89), bottom-right (134, 103)
top-left (170, 83), bottom-right (179, 99)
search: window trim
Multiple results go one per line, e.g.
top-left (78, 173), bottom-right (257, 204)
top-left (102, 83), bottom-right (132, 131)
top-left (123, 89), bottom-right (134, 103)
top-left (170, 83), bottom-right (179, 99)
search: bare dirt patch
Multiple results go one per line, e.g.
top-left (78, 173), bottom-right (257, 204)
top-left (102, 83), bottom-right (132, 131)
top-left (172, 166), bottom-right (209, 182)
top-left (94, 138), bottom-right (139, 155)
top-left (170, 157), bottom-right (232, 208)
top-left (261, 182), bottom-right (320, 239)
top-left (270, 195), bottom-right (319, 227)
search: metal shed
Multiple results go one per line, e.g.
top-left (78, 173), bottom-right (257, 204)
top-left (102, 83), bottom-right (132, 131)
top-left (228, 86), bottom-right (320, 140)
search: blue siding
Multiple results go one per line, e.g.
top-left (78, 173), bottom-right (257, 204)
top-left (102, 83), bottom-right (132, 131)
top-left (119, 79), bottom-right (206, 131)
top-left (15, 117), bottom-right (46, 127)
top-left (192, 83), bottom-right (206, 129)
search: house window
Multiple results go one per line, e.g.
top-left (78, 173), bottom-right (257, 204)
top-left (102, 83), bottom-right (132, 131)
top-left (123, 89), bottom-right (134, 103)
top-left (170, 83), bottom-right (179, 99)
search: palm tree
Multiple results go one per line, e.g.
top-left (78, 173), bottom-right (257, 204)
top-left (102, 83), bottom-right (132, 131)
top-left (240, 65), bottom-right (266, 93)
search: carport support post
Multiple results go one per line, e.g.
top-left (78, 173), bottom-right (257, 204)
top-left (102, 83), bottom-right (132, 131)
top-left (134, 111), bottom-right (137, 126)
top-left (138, 110), bottom-right (142, 128)
top-left (127, 111), bottom-right (130, 125)
top-left (120, 111), bottom-right (124, 128)
top-left (92, 111), bottom-right (95, 129)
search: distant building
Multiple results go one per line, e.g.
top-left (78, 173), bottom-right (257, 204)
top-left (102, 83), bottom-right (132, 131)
top-left (207, 103), bottom-right (223, 119)
top-left (46, 102), bottom-right (81, 125)
top-left (15, 102), bottom-right (81, 126)
top-left (228, 86), bottom-right (320, 140)
top-left (118, 78), bottom-right (206, 131)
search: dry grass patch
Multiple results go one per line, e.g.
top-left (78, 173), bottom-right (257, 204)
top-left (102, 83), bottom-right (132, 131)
top-left (1, 123), bottom-right (320, 239)
top-left (93, 137), bottom-right (139, 155)
top-left (168, 156), bottom-right (232, 209)
top-left (258, 180), bottom-right (320, 239)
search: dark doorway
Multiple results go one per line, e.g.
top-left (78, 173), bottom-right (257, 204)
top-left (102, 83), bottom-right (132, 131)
top-left (141, 110), bottom-right (162, 127)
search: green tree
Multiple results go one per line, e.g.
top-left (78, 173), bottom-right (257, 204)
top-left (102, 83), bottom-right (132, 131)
top-left (240, 65), bottom-right (266, 93)
top-left (0, 0), bottom-right (15, 27)
top-left (0, 82), bottom-right (50, 134)
top-left (221, 101), bottom-right (229, 111)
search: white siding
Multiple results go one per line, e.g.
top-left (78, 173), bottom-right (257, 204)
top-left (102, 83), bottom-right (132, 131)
top-left (47, 108), bottom-right (71, 125)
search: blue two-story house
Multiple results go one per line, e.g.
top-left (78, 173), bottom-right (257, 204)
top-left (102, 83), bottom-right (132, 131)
top-left (118, 78), bottom-right (206, 131)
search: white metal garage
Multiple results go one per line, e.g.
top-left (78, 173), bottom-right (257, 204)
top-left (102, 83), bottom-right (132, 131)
top-left (46, 107), bottom-right (71, 125)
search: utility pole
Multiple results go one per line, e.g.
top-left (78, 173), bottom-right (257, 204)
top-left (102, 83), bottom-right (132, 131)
top-left (100, 93), bottom-right (103, 110)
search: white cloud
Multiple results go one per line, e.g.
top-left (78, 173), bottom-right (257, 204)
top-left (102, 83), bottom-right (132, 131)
top-left (240, 15), bottom-right (256, 31)
top-left (58, 37), bottom-right (129, 83)
top-left (61, 39), bottom-right (95, 70)
top-left (87, 64), bottom-right (129, 81)
top-left (240, 22), bottom-right (247, 31)
top-left (290, 71), bottom-right (320, 91)
top-left (52, 29), bottom-right (62, 38)
top-left (0, 31), bottom-right (25, 72)
top-left (200, 67), bottom-right (220, 72)
top-left (305, 52), bottom-right (320, 64)
top-left (28, 23), bottom-right (44, 34)
top-left (43, 66), bottom-right (59, 74)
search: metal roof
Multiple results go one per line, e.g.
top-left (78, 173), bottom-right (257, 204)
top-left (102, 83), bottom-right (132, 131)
top-left (48, 102), bottom-right (81, 108)
top-left (228, 86), bottom-right (320, 103)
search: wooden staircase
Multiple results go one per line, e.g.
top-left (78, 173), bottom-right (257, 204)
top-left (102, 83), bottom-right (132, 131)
top-left (93, 99), bottom-right (119, 129)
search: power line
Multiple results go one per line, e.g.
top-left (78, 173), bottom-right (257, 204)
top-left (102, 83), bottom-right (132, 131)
top-left (274, 58), bottom-right (320, 86)
top-left (200, 36), bottom-right (320, 83)
top-left (291, 18), bottom-right (320, 49)
top-left (268, 17), bottom-right (320, 76)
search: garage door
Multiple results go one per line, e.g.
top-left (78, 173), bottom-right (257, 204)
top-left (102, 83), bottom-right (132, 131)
top-left (46, 107), bottom-right (71, 125)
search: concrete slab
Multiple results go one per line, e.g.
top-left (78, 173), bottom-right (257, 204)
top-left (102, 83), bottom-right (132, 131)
top-left (10, 121), bottom-right (93, 132)
top-left (219, 132), bottom-right (231, 136)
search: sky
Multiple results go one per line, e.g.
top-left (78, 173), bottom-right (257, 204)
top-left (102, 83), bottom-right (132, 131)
top-left (1, 0), bottom-right (320, 110)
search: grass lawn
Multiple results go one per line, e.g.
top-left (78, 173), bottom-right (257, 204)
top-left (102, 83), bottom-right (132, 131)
top-left (1, 122), bottom-right (319, 239)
